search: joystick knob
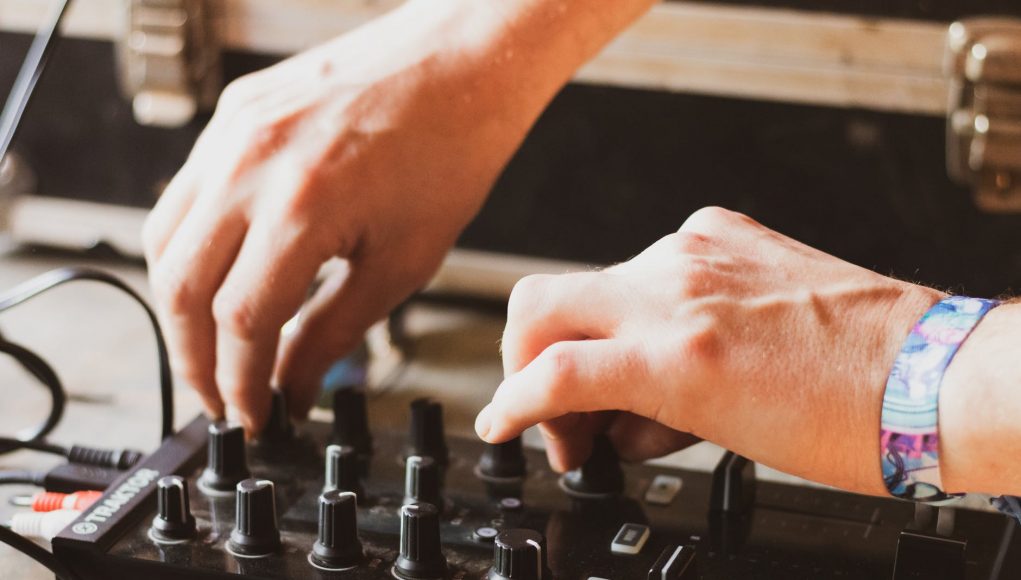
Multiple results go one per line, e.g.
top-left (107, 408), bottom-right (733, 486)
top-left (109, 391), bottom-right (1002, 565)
top-left (477, 437), bottom-right (527, 481)
top-left (394, 502), bottom-right (447, 579)
top-left (310, 490), bottom-right (364, 570)
top-left (199, 422), bottom-right (249, 494)
top-left (560, 433), bottom-right (624, 499)
top-left (332, 388), bottom-right (373, 457)
top-left (407, 398), bottom-right (448, 465)
top-left (228, 478), bottom-right (281, 556)
top-left (324, 444), bottom-right (364, 497)
top-left (489, 529), bottom-right (550, 580)
top-left (404, 455), bottom-right (443, 510)
top-left (150, 475), bottom-right (196, 542)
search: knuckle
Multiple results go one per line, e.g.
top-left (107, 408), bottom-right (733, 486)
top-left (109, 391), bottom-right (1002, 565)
top-left (664, 231), bottom-right (713, 255)
top-left (675, 322), bottom-right (724, 371)
top-left (507, 274), bottom-right (554, 319)
top-left (212, 289), bottom-right (260, 340)
top-left (151, 266), bottom-right (201, 315)
top-left (673, 257), bottom-right (715, 298)
top-left (678, 206), bottom-right (737, 234)
top-left (216, 77), bottom-right (256, 112)
top-left (541, 342), bottom-right (577, 394)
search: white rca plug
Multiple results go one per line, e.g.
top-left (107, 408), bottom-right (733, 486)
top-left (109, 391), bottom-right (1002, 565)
top-left (10, 509), bottom-right (81, 540)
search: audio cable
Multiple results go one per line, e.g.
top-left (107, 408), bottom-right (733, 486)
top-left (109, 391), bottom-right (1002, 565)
top-left (0, 266), bottom-right (175, 442)
top-left (0, 266), bottom-right (175, 580)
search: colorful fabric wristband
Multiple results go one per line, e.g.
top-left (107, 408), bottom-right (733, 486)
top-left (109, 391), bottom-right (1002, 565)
top-left (880, 295), bottom-right (999, 502)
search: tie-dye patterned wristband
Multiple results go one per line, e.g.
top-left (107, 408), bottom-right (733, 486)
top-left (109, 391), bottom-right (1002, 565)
top-left (880, 296), bottom-right (1000, 502)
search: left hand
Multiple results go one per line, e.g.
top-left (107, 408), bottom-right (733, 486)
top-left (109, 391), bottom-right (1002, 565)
top-left (476, 207), bottom-right (943, 496)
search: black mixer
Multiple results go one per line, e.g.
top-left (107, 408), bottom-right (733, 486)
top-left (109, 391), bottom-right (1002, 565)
top-left (49, 388), bottom-right (1021, 579)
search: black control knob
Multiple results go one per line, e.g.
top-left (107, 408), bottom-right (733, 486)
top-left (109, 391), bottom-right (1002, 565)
top-left (407, 398), bottom-right (448, 465)
top-left (477, 437), bottom-right (527, 481)
top-left (324, 444), bottom-right (364, 497)
top-left (310, 490), bottom-right (364, 570)
top-left (228, 478), bottom-right (281, 556)
top-left (150, 475), bottom-right (196, 542)
top-left (332, 388), bottom-right (373, 457)
top-left (199, 422), bottom-right (250, 494)
top-left (404, 455), bottom-right (443, 510)
top-left (488, 529), bottom-right (550, 580)
top-left (560, 434), bottom-right (624, 498)
top-left (259, 389), bottom-right (293, 444)
top-left (394, 502), bottom-right (447, 579)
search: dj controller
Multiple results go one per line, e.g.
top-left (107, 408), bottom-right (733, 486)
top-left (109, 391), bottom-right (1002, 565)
top-left (49, 389), bottom-right (1021, 579)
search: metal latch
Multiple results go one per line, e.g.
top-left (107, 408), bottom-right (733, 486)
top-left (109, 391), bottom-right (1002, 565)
top-left (946, 18), bottom-right (1021, 213)
top-left (116, 0), bottom-right (220, 128)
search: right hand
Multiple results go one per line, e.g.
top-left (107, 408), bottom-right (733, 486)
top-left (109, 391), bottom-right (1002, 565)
top-left (142, 1), bottom-right (547, 433)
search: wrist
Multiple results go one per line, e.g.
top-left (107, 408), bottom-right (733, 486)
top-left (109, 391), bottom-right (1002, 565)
top-left (940, 302), bottom-right (1021, 495)
top-left (856, 283), bottom-right (946, 495)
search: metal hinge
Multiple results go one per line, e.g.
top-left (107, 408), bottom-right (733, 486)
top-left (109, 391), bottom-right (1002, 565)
top-left (946, 18), bottom-right (1021, 213)
top-left (116, 0), bottom-right (220, 128)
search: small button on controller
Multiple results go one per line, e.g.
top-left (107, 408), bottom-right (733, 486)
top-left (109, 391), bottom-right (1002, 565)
top-left (644, 475), bottom-right (683, 506)
top-left (474, 526), bottom-right (500, 543)
top-left (610, 523), bottom-right (650, 555)
top-left (228, 478), bottom-right (281, 557)
top-left (198, 423), bottom-right (249, 496)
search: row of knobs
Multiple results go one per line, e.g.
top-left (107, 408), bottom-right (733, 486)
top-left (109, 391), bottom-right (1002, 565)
top-left (151, 391), bottom-right (556, 577)
top-left (152, 471), bottom-right (549, 578)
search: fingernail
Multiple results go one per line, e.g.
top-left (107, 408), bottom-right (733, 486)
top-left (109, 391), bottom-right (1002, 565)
top-left (475, 405), bottom-right (493, 440)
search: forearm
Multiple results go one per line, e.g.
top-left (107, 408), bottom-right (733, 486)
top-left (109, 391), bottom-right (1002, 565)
top-left (303, 0), bottom-right (656, 134)
top-left (940, 301), bottom-right (1021, 496)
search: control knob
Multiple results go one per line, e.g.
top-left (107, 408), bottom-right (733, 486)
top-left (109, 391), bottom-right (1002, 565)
top-left (560, 433), bottom-right (624, 498)
top-left (259, 389), bottom-right (293, 444)
top-left (199, 422), bottom-right (249, 495)
top-left (150, 475), bottom-right (196, 542)
top-left (488, 529), bottom-right (550, 580)
top-left (332, 388), bottom-right (373, 457)
top-left (407, 398), bottom-right (448, 465)
top-left (324, 444), bottom-right (364, 497)
top-left (394, 502), bottom-right (447, 579)
top-left (310, 490), bottom-right (364, 570)
top-left (404, 455), bottom-right (443, 510)
top-left (228, 478), bottom-right (281, 556)
top-left (476, 437), bottom-right (527, 481)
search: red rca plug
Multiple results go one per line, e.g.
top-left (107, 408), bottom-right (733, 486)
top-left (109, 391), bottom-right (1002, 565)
top-left (31, 490), bottom-right (102, 512)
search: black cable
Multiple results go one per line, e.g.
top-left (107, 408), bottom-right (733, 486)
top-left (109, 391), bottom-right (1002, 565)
top-left (0, 333), bottom-right (66, 451)
top-left (0, 525), bottom-right (81, 580)
top-left (0, 0), bottom-right (70, 164)
top-left (0, 437), bottom-right (65, 456)
top-left (0, 470), bottom-right (45, 486)
top-left (0, 267), bottom-right (175, 441)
